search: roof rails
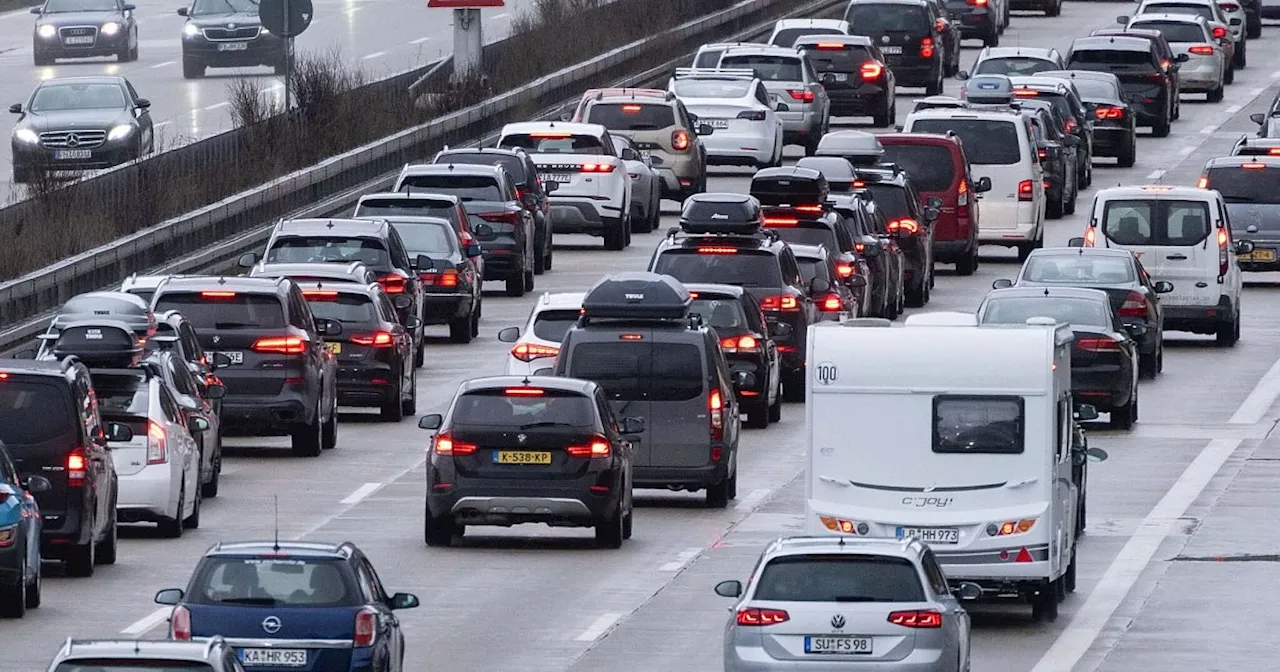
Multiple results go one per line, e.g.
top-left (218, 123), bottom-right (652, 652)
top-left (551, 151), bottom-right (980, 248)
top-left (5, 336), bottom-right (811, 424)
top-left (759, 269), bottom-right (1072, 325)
top-left (673, 67), bottom-right (757, 80)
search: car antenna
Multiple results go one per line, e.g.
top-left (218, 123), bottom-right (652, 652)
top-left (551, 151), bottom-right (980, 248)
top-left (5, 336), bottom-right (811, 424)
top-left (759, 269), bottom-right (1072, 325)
top-left (1044, 287), bottom-right (1050, 295)
top-left (838, 535), bottom-right (845, 547)
top-left (273, 495), bottom-right (281, 552)
top-left (521, 375), bottom-right (532, 385)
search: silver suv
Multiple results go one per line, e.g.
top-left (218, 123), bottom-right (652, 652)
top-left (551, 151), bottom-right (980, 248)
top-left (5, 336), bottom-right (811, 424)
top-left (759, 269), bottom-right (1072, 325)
top-left (713, 536), bottom-right (976, 671)
top-left (46, 638), bottom-right (246, 672)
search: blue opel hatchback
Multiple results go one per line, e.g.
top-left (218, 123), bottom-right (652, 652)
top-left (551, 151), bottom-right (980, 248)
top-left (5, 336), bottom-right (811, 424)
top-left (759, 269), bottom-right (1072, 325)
top-left (155, 541), bottom-right (419, 672)
top-left (0, 441), bottom-right (49, 618)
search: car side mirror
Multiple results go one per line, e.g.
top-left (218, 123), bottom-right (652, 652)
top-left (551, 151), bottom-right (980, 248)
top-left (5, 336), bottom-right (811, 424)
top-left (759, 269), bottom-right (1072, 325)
top-left (533, 367), bottom-right (554, 376)
top-left (544, 180), bottom-right (560, 193)
top-left (402, 315), bottom-right (422, 331)
top-left (974, 176), bottom-right (992, 193)
top-left (992, 278), bottom-right (1013, 289)
top-left (29, 6), bottom-right (41, 13)
top-left (847, 275), bottom-right (867, 288)
top-left (418, 414), bottom-right (443, 430)
top-left (1236, 240), bottom-right (1256, 255)
top-left (465, 243), bottom-right (483, 258)
top-left (392, 294), bottom-right (414, 311)
top-left (733, 370), bottom-right (757, 389)
top-left (1064, 135), bottom-right (1080, 147)
top-left (1115, 14), bottom-right (1129, 23)
top-left (715, 580), bottom-right (743, 598)
top-left (188, 416), bottom-right (210, 434)
top-left (1067, 237), bottom-right (1086, 247)
top-left (122, 3), bottom-right (135, 9)
top-left (204, 383), bottom-right (226, 400)
top-left (953, 582), bottom-right (983, 600)
top-left (697, 123), bottom-right (715, 136)
top-left (1086, 447), bottom-right (1109, 462)
top-left (808, 278), bottom-right (831, 295)
top-left (316, 319), bottom-right (343, 336)
top-left (154, 588), bottom-right (185, 605)
top-left (23, 476), bottom-right (51, 493)
top-left (518, 193), bottom-right (537, 209)
top-left (1251, 112), bottom-right (1266, 125)
top-left (389, 592), bottom-right (420, 610)
top-left (497, 326), bottom-right (521, 343)
top-left (621, 416), bottom-right (645, 434)
top-left (620, 147), bottom-right (638, 161)
top-left (956, 70), bottom-right (972, 81)
top-left (1074, 404), bottom-right (1099, 421)
top-left (1154, 281), bottom-right (1174, 294)
top-left (237, 252), bottom-right (260, 268)
top-left (413, 254), bottom-right (436, 271)
top-left (8, 104), bottom-right (21, 114)
top-left (135, 98), bottom-right (150, 109)
top-left (768, 322), bottom-right (793, 338)
top-left (858, 238), bottom-right (882, 257)
top-left (472, 223), bottom-right (496, 240)
top-left (212, 352), bottom-right (232, 369)
top-left (176, 6), bottom-right (188, 15)
top-left (924, 206), bottom-right (940, 223)
top-left (105, 421), bottom-right (134, 442)
top-left (649, 155), bottom-right (666, 167)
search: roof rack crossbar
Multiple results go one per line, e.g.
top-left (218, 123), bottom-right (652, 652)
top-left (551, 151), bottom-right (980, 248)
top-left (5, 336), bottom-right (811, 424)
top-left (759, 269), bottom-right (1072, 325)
top-left (673, 67), bottom-right (757, 80)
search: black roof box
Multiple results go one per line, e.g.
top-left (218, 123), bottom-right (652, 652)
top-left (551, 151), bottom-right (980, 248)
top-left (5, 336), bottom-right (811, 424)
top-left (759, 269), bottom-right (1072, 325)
top-left (51, 320), bottom-right (145, 368)
top-left (581, 272), bottom-right (693, 320)
top-left (678, 193), bottom-right (763, 235)
top-left (50, 291), bottom-right (156, 337)
top-left (750, 167), bottom-right (830, 207)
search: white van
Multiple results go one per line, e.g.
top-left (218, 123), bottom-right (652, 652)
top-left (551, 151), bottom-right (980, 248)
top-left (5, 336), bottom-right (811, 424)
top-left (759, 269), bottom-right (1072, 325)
top-left (804, 312), bottom-right (1105, 622)
top-left (903, 107), bottom-right (1046, 259)
top-left (1075, 185), bottom-right (1252, 346)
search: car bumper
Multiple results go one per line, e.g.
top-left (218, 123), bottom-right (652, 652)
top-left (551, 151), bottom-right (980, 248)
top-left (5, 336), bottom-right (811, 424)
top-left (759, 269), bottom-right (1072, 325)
top-left (336, 362), bottom-right (397, 408)
top-left (885, 60), bottom-right (937, 87)
top-left (422, 293), bottom-right (474, 324)
top-left (1073, 366), bottom-right (1133, 410)
top-left (1179, 60), bottom-right (1223, 91)
top-left (548, 198), bottom-right (626, 234)
top-left (182, 36), bottom-right (287, 67)
top-left (39, 507), bottom-right (89, 556)
top-left (117, 466), bottom-right (181, 522)
top-left (976, 202), bottom-right (1040, 244)
top-left (777, 109), bottom-right (821, 136)
top-left (725, 644), bottom-right (947, 671)
top-left (827, 88), bottom-right (892, 116)
top-left (936, 543), bottom-right (1053, 582)
top-left (13, 141), bottom-right (137, 173)
top-left (703, 132), bottom-right (774, 166)
top-left (955, 7), bottom-right (997, 35)
top-left (428, 474), bottom-right (624, 527)
top-left (221, 395), bottom-right (314, 434)
top-left (34, 31), bottom-right (128, 58)
top-left (1164, 297), bottom-right (1235, 334)
top-left (635, 462), bottom-right (728, 491)
top-left (1090, 126), bottom-right (1130, 156)
top-left (480, 246), bottom-right (528, 280)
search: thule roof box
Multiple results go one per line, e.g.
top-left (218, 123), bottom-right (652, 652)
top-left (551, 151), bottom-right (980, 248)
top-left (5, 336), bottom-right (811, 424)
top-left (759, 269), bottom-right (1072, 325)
top-left (678, 193), bottom-right (764, 235)
top-left (51, 320), bottom-right (145, 368)
top-left (49, 291), bottom-right (156, 336)
top-left (814, 131), bottom-right (884, 166)
top-left (963, 74), bottom-right (1014, 104)
top-left (750, 167), bottom-right (830, 207)
top-left (581, 272), bottom-right (693, 321)
top-left (913, 95), bottom-right (967, 112)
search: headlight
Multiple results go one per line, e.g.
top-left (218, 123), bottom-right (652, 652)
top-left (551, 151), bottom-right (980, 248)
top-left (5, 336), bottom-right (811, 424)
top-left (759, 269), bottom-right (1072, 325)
top-left (13, 129), bottom-right (39, 144)
top-left (100, 21), bottom-right (120, 35)
top-left (107, 124), bottom-right (133, 141)
top-left (37, 24), bottom-right (56, 38)
top-left (183, 23), bottom-right (199, 37)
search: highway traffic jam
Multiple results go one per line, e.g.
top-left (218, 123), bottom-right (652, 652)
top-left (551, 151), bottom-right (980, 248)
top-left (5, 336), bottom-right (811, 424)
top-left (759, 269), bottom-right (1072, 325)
top-left (4, 0), bottom-right (1280, 670)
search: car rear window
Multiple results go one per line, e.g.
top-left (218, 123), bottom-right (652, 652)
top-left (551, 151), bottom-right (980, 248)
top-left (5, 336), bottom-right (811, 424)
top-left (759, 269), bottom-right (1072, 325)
top-left (154, 293), bottom-right (287, 331)
top-left (863, 184), bottom-right (912, 220)
top-left (795, 257), bottom-right (832, 285)
top-left (719, 55), bottom-right (803, 81)
top-left (499, 134), bottom-right (608, 155)
top-left (769, 225), bottom-right (840, 250)
top-left (394, 175), bottom-right (504, 202)
top-left (933, 395), bottom-right (1024, 454)
top-left (390, 221), bottom-right (459, 257)
top-left (1143, 3), bottom-right (1214, 20)
top-left (908, 118), bottom-right (1021, 165)
top-left (533, 309), bottom-right (581, 342)
top-left (651, 249), bottom-right (785, 288)
top-left (451, 389), bottom-right (596, 427)
top-left (435, 153), bottom-right (528, 184)
top-left (843, 4), bottom-right (928, 32)
top-left (1068, 78), bottom-right (1122, 101)
top-left (1017, 91), bottom-right (1074, 125)
top-left (55, 662), bottom-right (214, 672)
top-left (981, 297), bottom-right (1111, 329)
top-left (689, 297), bottom-right (749, 330)
top-left (586, 103), bottom-right (676, 131)
top-left (1130, 21), bottom-right (1206, 43)
top-left (1101, 199), bottom-right (1211, 246)
top-left (302, 293), bottom-right (378, 326)
top-left (265, 237), bottom-right (391, 270)
top-left (879, 144), bottom-right (955, 192)
top-left (672, 79), bottom-right (754, 99)
top-left (186, 557), bottom-right (361, 607)
top-left (1022, 254), bottom-right (1137, 283)
top-left (754, 555), bottom-right (926, 602)
top-left (356, 200), bottom-right (458, 221)
top-left (694, 48), bottom-right (726, 68)
top-left (773, 28), bottom-right (846, 48)
top-left (0, 379), bottom-right (74, 444)
top-left (94, 374), bottom-right (150, 417)
top-left (1067, 49), bottom-right (1157, 70)
top-left (799, 44), bottom-right (874, 73)
top-left (975, 57), bottom-right (1058, 76)
top-left (1205, 167), bottom-right (1280, 205)
top-left (567, 342), bottom-right (703, 401)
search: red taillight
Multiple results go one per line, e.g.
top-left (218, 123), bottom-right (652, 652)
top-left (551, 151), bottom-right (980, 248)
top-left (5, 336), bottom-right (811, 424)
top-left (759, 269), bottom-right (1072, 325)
top-left (1118, 291), bottom-right (1147, 317)
top-left (1077, 337), bottom-right (1120, 351)
top-left (302, 290), bottom-right (339, 300)
top-left (852, 179), bottom-right (865, 189)
top-left (815, 42), bottom-right (846, 50)
top-left (200, 291), bottom-right (236, 300)
top-left (1218, 227), bottom-right (1230, 276)
top-left (788, 89), bottom-right (816, 102)
top-left (763, 217), bottom-right (799, 227)
top-left (478, 211), bottom-right (522, 228)
top-left (1037, 148), bottom-right (1048, 161)
top-left (1189, 44), bottom-right (1215, 55)
top-left (1269, 148), bottom-right (1280, 156)
top-left (1197, 175), bottom-right (1209, 189)
top-left (720, 335), bottom-right (760, 353)
top-left (1147, 72), bottom-right (1166, 83)
top-left (566, 434), bottom-right (612, 458)
top-left (737, 110), bottom-right (768, 121)
top-left (835, 262), bottom-right (855, 279)
top-left (1212, 26), bottom-right (1227, 39)
top-left (697, 246), bottom-right (739, 255)
top-left (253, 336), bottom-right (305, 354)
top-left (1018, 180), bottom-right (1034, 201)
top-left (672, 129), bottom-right (692, 151)
top-left (958, 179), bottom-right (969, 208)
top-left (421, 268), bottom-right (459, 287)
top-left (1095, 106), bottom-right (1124, 120)
top-left (621, 104), bottom-right (642, 113)
top-left (171, 605), bottom-right (192, 641)
top-left (581, 162), bottom-right (616, 173)
top-left (354, 608), bottom-right (377, 648)
top-left (511, 343), bottom-right (559, 362)
top-left (819, 293), bottom-right (844, 312)
top-left (434, 431), bottom-right (477, 456)
top-left (888, 610), bottom-right (943, 628)
top-left (505, 387), bottom-right (545, 396)
top-left (1221, 2), bottom-right (1240, 9)
top-left (935, 18), bottom-right (946, 32)
top-left (67, 450), bottom-right (86, 488)
top-left (377, 275), bottom-right (406, 295)
top-left (860, 62), bottom-right (884, 79)
top-left (147, 421), bottom-right (167, 465)
top-left (709, 388), bottom-right (724, 440)
top-left (919, 37), bottom-right (935, 59)
top-left (966, 0), bottom-right (989, 5)
top-left (760, 295), bottom-right (799, 311)
top-left (1242, 162), bottom-right (1267, 169)
top-left (888, 219), bottom-right (920, 235)
top-left (351, 331), bottom-right (394, 347)
top-left (737, 607), bottom-right (789, 626)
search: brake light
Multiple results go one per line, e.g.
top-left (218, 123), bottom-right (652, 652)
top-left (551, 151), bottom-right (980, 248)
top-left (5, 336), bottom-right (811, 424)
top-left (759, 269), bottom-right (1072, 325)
top-left (720, 335), bottom-right (760, 353)
top-left (763, 217), bottom-right (799, 227)
top-left (1013, 88), bottom-right (1038, 97)
top-left (504, 387), bottom-right (545, 396)
top-left (1084, 226), bottom-right (1096, 247)
top-left (888, 610), bottom-right (943, 628)
top-left (66, 450), bottom-right (86, 488)
top-left (147, 421), bottom-right (167, 465)
top-left (478, 211), bottom-right (522, 228)
top-left (1077, 337), bottom-right (1121, 351)
top-left (377, 275), bottom-right (406, 295)
top-left (860, 62), bottom-right (884, 79)
top-left (301, 290), bottom-right (339, 300)
top-left (760, 295), bottom-right (799, 311)
top-left (1242, 161), bottom-right (1267, 169)
top-left (1064, 118), bottom-right (1078, 133)
top-left (1197, 175), bottom-right (1209, 189)
top-left (919, 37), bottom-right (935, 59)
top-left (1218, 227), bottom-right (1230, 277)
top-left (1212, 25), bottom-right (1227, 39)
top-left (621, 104), bottom-right (642, 113)
top-left (815, 42), bottom-right (846, 50)
top-left (737, 110), bottom-right (767, 121)
top-left (511, 343), bottom-right (559, 362)
top-left (171, 605), bottom-right (192, 641)
top-left (1118, 291), bottom-right (1148, 317)
top-left (1270, 148), bottom-right (1280, 156)
top-left (697, 246), bottom-right (739, 254)
top-left (1018, 180), bottom-right (1034, 201)
top-left (966, 0), bottom-right (988, 5)
top-left (434, 431), bottom-right (477, 456)
top-left (253, 336), bottom-right (306, 354)
top-left (1189, 44), bottom-right (1215, 55)
top-left (835, 262), bottom-right (855, 279)
top-left (354, 608), bottom-right (377, 648)
top-left (566, 434), bottom-right (612, 458)
top-left (852, 179), bottom-right (865, 189)
top-left (581, 162), bottom-right (616, 173)
top-left (957, 179), bottom-right (969, 208)
top-left (888, 219), bottom-right (920, 234)
top-left (420, 268), bottom-right (459, 287)
top-left (819, 293), bottom-right (844, 312)
top-left (737, 607), bottom-right (789, 626)
top-left (709, 388), bottom-right (724, 440)
top-left (351, 331), bottom-right (394, 347)
top-left (935, 18), bottom-right (947, 32)
top-left (530, 131), bottom-right (572, 138)
top-left (1095, 106), bottom-right (1124, 120)
top-left (1147, 71), bottom-right (1166, 83)
top-left (788, 89), bottom-right (816, 102)
top-left (672, 129), bottom-right (692, 151)
top-left (200, 291), bottom-right (236, 300)
top-left (1037, 148), bottom-right (1048, 161)
top-left (620, 333), bottom-right (643, 341)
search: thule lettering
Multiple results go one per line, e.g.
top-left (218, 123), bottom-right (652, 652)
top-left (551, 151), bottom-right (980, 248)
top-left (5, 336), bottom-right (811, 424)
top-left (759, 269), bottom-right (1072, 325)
top-left (625, 293), bottom-right (644, 300)
top-left (902, 496), bottom-right (952, 508)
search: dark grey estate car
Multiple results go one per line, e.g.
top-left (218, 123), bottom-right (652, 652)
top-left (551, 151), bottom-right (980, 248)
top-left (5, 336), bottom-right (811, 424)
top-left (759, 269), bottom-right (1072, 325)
top-left (31, 0), bottom-right (138, 65)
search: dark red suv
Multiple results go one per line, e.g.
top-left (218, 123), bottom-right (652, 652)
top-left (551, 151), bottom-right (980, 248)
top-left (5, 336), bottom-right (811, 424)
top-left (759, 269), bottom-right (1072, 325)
top-left (877, 133), bottom-right (990, 275)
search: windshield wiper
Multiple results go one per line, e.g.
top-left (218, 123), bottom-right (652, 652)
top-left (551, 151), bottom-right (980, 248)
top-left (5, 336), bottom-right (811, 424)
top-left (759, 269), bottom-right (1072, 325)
top-left (518, 421), bottom-right (576, 429)
top-left (217, 597), bottom-right (278, 605)
top-left (214, 322), bottom-right (256, 329)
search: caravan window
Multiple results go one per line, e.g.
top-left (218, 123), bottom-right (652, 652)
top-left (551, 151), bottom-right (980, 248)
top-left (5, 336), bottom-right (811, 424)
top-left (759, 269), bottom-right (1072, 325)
top-left (932, 396), bottom-right (1024, 454)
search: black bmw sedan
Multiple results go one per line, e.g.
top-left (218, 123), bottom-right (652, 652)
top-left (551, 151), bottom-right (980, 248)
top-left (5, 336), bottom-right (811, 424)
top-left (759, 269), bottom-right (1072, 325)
top-left (31, 0), bottom-right (138, 65)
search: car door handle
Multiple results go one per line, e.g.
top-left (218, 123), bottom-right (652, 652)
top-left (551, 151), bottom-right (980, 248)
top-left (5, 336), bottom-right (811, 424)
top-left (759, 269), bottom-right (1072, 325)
top-left (1166, 254), bottom-right (1188, 260)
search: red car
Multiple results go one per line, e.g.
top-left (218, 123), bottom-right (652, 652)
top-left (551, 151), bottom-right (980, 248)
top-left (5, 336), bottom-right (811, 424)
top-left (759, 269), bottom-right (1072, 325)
top-left (878, 133), bottom-right (991, 275)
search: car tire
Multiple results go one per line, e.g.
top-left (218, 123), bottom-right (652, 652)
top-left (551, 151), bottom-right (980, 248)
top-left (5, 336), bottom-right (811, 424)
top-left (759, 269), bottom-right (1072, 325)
top-left (65, 537), bottom-right (94, 577)
top-left (449, 316), bottom-right (473, 344)
top-left (1031, 581), bottom-right (1060, 622)
top-left (621, 500), bottom-right (633, 540)
top-left (872, 102), bottom-right (895, 128)
top-left (95, 511), bottom-right (117, 565)
top-left (1045, 0), bottom-right (1061, 16)
top-left (1110, 390), bottom-right (1137, 430)
top-left (1118, 139), bottom-right (1137, 167)
top-left (184, 486), bottom-right (201, 529)
top-left (1234, 39), bottom-right (1247, 69)
top-left (596, 505), bottom-right (626, 547)
top-left (1225, 64), bottom-right (1235, 85)
top-left (423, 509), bottom-right (456, 547)
top-left (1217, 312), bottom-right (1240, 346)
top-left (321, 398), bottom-right (338, 450)
top-left (630, 206), bottom-right (649, 234)
top-left (768, 393), bottom-right (782, 422)
top-left (0, 562), bottom-right (26, 618)
top-left (1208, 85), bottom-right (1225, 103)
top-left (1139, 350), bottom-right (1159, 379)
top-left (505, 272), bottom-right (527, 297)
top-left (182, 56), bottom-right (204, 79)
top-left (906, 280), bottom-right (926, 308)
top-left (158, 488), bottom-right (185, 539)
top-left (745, 401), bottom-right (770, 429)
top-left (984, 27), bottom-right (999, 47)
top-left (290, 407), bottom-right (324, 456)
top-left (24, 557), bottom-right (41, 609)
top-left (926, 73), bottom-right (944, 96)
top-left (381, 378), bottom-right (406, 422)
top-left (782, 369), bottom-right (806, 403)
top-left (956, 247), bottom-right (978, 276)
top-left (471, 301), bottom-right (481, 337)
top-left (603, 221), bottom-right (627, 250)
top-left (202, 451), bottom-right (221, 497)
top-left (1047, 194), bottom-right (1064, 220)
top-left (533, 240), bottom-right (546, 274)
top-left (1248, 18), bottom-right (1262, 39)
top-left (525, 267), bottom-right (536, 291)
top-left (705, 477), bottom-right (730, 509)
top-left (1064, 181), bottom-right (1077, 215)
top-left (544, 239), bottom-right (555, 269)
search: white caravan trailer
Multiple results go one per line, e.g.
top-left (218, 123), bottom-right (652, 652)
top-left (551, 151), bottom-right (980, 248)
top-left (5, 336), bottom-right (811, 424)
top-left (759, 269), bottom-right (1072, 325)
top-left (804, 312), bottom-right (1088, 622)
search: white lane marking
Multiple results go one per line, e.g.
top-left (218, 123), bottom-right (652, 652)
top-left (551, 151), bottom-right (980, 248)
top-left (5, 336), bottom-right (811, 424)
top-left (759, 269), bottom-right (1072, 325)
top-left (339, 482), bottom-right (383, 505)
top-left (149, 60), bottom-right (176, 69)
top-left (1199, 125), bottom-right (1217, 134)
top-left (492, 11), bottom-right (510, 18)
top-left (121, 607), bottom-right (171, 636)
top-left (1250, 86), bottom-right (1268, 97)
top-left (361, 51), bottom-right (386, 60)
top-left (1226, 104), bottom-right (1243, 115)
top-left (1146, 169), bottom-right (1165, 181)
top-left (659, 547), bottom-right (703, 572)
top-left (410, 37), bottom-right (431, 44)
top-left (202, 102), bottom-right (229, 111)
top-left (574, 612), bottom-right (623, 642)
top-left (734, 488), bottom-right (770, 511)
top-left (294, 456), bottom-right (428, 540)
top-left (1030, 355), bottom-right (1280, 672)
top-left (1178, 145), bottom-right (1197, 157)
top-left (1271, 70), bottom-right (1280, 79)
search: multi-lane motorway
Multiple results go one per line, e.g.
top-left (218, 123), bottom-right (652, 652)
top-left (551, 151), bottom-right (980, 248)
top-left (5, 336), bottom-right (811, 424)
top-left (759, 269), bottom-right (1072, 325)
top-left (4, 2), bottom-right (1280, 670)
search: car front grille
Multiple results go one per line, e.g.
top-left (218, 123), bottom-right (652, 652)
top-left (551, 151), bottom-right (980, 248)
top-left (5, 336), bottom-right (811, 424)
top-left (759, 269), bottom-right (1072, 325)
top-left (59, 25), bottom-right (97, 43)
top-left (202, 26), bottom-right (260, 40)
top-left (39, 130), bottom-right (107, 148)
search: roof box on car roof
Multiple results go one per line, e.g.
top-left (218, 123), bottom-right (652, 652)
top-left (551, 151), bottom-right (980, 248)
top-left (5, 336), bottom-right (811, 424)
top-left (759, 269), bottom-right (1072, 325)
top-left (964, 74), bottom-right (1015, 103)
top-left (581, 272), bottom-right (693, 321)
top-left (814, 131), bottom-right (884, 166)
top-left (50, 291), bottom-right (156, 335)
top-left (749, 167), bottom-right (830, 207)
top-left (913, 95), bottom-right (968, 112)
top-left (51, 320), bottom-right (145, 368)
top-left (678, 193), bottom-right (765, 235)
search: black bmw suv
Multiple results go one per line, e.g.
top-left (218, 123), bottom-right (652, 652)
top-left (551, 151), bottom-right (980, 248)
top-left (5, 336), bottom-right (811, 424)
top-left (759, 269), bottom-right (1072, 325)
top-left (151, 276), bottom-right (340, 457)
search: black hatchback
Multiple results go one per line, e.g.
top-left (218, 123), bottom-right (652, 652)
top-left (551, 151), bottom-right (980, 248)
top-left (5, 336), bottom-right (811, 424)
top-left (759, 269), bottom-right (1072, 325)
top-left (844, 0), bottom-right (958, 94)
top-left (683, 283), bottom-right (782, 429)
top-left (417, 377), bottom-right (639, 548)
top-left (794, 36), bottom-right (897, 126)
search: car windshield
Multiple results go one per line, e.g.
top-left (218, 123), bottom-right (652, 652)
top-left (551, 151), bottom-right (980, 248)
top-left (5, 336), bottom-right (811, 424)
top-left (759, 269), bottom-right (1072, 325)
top-left (0, 379), bottom-right (73, 444)
top-left (1068, 49), bottom-right (1156, 70)
top-left (1101, 199), bottom-right (1211, 246)
top-left (435, 154), bottom-right (527, 184)
top-left (394, 175), bottom-right (503, 202)
top-left (689, 297), bottom-right (748, 331)
top-left (42, 0), bottom-right (118, 11)
top-left (1205, 167), bottom-right (1280, 205)
top-left (843, 4), bottom-right (928, 32)
top-left (1130, 20), bottom-right (1205, 43)
top-left (498, 134), bottom-right (608, 155)
top-left (265, 237), bottom-right (392, 269)
top-left (1022, 254), bottom-right (1136, 283)
top-left (719, 55), bottom-right (803, 81)
top-left (652, 249), bottom-right (784, 287)
top-left (769, 226), bottom-right (839, 250)
top-left (451, 389), bottom-right (596, 427)
top-left (30, 83), bottom-right (125, 112)
top-left (191, 0), bottom-right (258, 14)
top-left (186, 557), bottom-right (361, 607)
top-left (908, 118), bottom-right (1021, 165)
top-left (879, 144), bottom-right (955, 192)
top-left (303, 293), bottom-right (377, 325)
top-left (567, 342), bottom-right (703, 401)
top-left (801, 45), bottom-right (874, 73)
top-left (55, 662), bottom-right (215, 672)
top-left (93, 373), bottom-right (149, 416)
top-left (1143, 3), bottom-right (1214, 20)
top-left (356, 201), bottom-right (458, 222)
top-left (982, 297), bottom-right (1111, 328)
top-left (154, 293), bottom-right (286, 330)
top-left (976, 57), bottom-right (1058, 76)
top-left (754, 555), bottom-right (926, 602)
top-left (586, 103), bottom-right (675, 131)
top-left (390, 220), bottom-right (459, 257)
top-left (532, 309), bottom-right (580, 343)
top-left (672, 79), bottom-right (754, 99)
top-left (772, 27), bottom-right (845, 47)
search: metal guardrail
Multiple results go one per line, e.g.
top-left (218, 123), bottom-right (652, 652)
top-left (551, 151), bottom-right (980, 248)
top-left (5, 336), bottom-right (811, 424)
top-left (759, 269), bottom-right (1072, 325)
top-left (0, 0), bottom-right (849, 355)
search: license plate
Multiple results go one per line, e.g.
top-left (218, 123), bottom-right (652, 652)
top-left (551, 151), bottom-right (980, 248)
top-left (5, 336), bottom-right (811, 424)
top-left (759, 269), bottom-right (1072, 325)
top-left (63, 36), bottom-right (93, 45)
top-left (494, 450), bottom-right (552, 464)
top-left (708, 118), bottom-right (731, 129)
top-left (239, 649), bottom-right (306, 666)
top-left (896, 526), bottom-right (959, 544)
top-left (881, 46), bottom-right (903, 54)
top-left (1242, 248), bottom-right (1276, 261)
top-left (325, 342), bottom-right (342, 355)
top-left (805, 636), bottom-right (873, 655)
top-left (218, 41), bottom-right (249, 51)
top-left (215, 351), bottom-right (244, 365)
top-left (541, 173), bottom-right (572, 184)
top-left (54, 149), bottom-right (91, 160)
top-left (832, 73), bottom-right (849, 82)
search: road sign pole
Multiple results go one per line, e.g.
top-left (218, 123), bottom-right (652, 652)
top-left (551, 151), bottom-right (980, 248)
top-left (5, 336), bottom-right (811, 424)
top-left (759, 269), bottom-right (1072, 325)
top-left (283, 0), bottom-right (292, 110)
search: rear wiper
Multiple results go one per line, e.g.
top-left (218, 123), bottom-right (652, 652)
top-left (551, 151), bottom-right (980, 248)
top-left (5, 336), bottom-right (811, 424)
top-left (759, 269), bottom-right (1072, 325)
top-left (217, 597), bottom-right (278, 605)
top-left (518, 421), bottom-right (576, 429)
top-left (214, 322), bottom-right (255, 329)
top-left (832, 596), bottom-right (878, 602)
